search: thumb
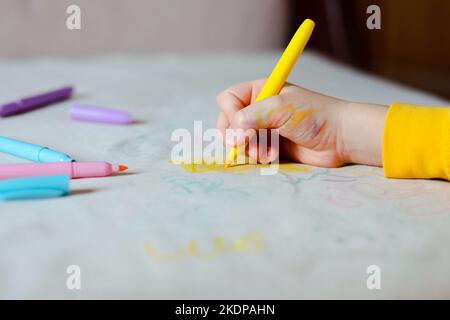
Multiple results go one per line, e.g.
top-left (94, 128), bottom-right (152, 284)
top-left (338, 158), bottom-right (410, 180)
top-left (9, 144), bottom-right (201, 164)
top-left (225, 96), bottom-right (285, 146)
top-left (228, 95), bottom-right (293, 131)
top-left (226, 94), bottom-right (313, 146)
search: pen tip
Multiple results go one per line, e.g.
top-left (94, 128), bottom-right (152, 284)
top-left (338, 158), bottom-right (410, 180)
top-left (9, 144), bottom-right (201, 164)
top-left (118, 165), bottom-right (128, 172)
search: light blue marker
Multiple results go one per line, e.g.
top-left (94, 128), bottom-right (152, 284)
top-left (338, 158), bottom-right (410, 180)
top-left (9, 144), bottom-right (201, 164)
top-left (0, 136), bottom-right (72, 162)
top-left (0, 175), bottom-right (70, 201)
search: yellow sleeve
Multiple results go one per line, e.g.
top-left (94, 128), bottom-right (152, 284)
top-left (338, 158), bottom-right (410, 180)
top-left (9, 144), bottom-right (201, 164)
top-left (383, 103), bottom-right (450, 180)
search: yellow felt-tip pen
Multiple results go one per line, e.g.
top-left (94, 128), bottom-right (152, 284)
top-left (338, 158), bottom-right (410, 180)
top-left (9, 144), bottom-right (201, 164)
top-left (224, 18), bottom-right (315, 167)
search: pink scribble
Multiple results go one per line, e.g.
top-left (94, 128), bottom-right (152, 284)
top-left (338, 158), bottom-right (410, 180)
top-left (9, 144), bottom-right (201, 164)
top-left (323, 185), bottom-right (363, 208)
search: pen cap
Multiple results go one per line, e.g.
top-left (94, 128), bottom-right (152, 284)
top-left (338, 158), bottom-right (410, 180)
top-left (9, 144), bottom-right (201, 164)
top-left (0, 136), bottom-right (72, 162)
top-left (38, 148), bottom-right (72, 162)
top-left (70, 104), bottom-right (132, 125)
top-left (0, 175), bottom-right (70, 201)
top-left (0, 87), bottom-right (73, 118)
top-left (0, 102), bottom-right (22, 117)
top-left (0, 136), bottom-right (43, 162)
top-left (21, 86), bottom-right (73, 109)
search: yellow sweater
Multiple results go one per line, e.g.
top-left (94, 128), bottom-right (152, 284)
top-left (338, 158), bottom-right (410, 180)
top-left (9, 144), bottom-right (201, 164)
top-left (383, 103), bottom-right (450, 180)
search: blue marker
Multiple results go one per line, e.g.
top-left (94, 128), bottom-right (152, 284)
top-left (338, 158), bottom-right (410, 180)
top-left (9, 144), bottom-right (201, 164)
top-left (0, 175), bottom-right (70, 201)
top-left (0, 136), bottom-right (72, 162)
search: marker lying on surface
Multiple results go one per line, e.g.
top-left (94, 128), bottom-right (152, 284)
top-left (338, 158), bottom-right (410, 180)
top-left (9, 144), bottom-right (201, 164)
top-left (0, 162), bottom-right (128, 180)
top-left (0, 136), bottom-right (72, 163)
top-left (70, 104), bottom-right (133, 125)
top-left (0, 175), bottom-right (70, 201)
top-left (0, 86), bottom-right (73, 117)
top-left (224, 19), bottom-right (315, 167)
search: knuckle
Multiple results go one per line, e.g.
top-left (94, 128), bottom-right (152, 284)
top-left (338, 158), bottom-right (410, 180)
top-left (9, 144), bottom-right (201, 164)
top-left (234, 111), bottom-right (248, 128)
top-left (216, 91), bottom-right (227, 104)
top-left (271, 95), bottom-right (285, 107)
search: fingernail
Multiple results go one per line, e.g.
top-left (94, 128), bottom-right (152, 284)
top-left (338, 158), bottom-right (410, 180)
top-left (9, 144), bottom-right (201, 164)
top-left (260, 148), bottom-right (278, 164)
top-left (269, 148), bottom-right (279, 162)
top-left (249, 147), bottom-right (258, 162)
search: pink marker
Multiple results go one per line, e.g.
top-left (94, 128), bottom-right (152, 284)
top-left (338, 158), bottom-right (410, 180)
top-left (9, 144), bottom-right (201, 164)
top-left (0, 162), bottom-right (128, 180)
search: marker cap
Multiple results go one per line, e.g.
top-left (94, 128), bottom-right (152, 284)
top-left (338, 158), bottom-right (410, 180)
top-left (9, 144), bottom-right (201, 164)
top-left (70, 104), bottom-right (132, 125)
top-left (38, 148), bottom-right (73, 162)
top-left (0, 136), bottom-right (72, 163)
top-left (0, 175), bottom-right (70, 201)
top-left (0, 87), bottom-right (73, 118)
top-left (0, 102), bottom-right (21, 117)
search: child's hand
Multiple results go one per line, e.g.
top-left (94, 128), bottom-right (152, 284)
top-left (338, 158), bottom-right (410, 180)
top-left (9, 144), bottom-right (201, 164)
top-left (217, 79), bottom-right (387, 167)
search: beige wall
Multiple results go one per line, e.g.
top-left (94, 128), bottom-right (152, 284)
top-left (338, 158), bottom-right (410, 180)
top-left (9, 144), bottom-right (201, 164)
top-left (0, 0), bottom-right (291, 57)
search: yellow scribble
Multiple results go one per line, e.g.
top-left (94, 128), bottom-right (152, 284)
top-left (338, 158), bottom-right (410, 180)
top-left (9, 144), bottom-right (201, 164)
top-left (256, 104), bottom-right (295, 127)
top-left (175, 161), bottom-right (314, 174)
top-left (144, 232), bottom-right (264, 262)
top-left (287, 108), bottom-right (314, 128)
top-left (266, 107), bottom-right (276, 122)
top-left (283, 104), bottom-right (295, 113)
top-left (255, 112), bottom-right (264, 127)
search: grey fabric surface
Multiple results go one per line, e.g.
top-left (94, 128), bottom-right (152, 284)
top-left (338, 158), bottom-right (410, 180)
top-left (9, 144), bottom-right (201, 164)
top-left (0, 51), bottom-right (449, 299)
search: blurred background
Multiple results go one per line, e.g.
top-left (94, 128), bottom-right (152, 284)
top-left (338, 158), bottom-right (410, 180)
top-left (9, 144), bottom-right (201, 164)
top-left (0, 0), bottom-right (449, 99)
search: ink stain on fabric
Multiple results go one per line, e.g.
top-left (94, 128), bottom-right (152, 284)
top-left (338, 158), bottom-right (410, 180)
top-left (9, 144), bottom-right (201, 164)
top-left (144, 232), bottom-right (264, 262)
top-left (173, 161), bottom-right (315, 174)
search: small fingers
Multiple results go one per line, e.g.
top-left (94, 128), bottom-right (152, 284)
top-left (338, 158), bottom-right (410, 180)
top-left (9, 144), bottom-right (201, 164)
top-left (229, 94), bottom-right (295, 131)
top-left (216, 79), bottom-right (268, 123)
top-left (248, 144), bottom-right (279, 164)
top-left (216, 111), bottom-right (229, 142)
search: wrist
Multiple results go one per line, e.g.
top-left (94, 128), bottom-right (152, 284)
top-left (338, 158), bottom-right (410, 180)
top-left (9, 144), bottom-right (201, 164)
top-left (338, 101), bottom-right (388, 166)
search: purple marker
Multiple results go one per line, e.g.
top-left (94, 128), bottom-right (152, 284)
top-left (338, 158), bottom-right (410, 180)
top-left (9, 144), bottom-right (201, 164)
top-left (0, 87), bottom-right (73, 117)
top-left (70, 104), bottom-right (133, 125)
